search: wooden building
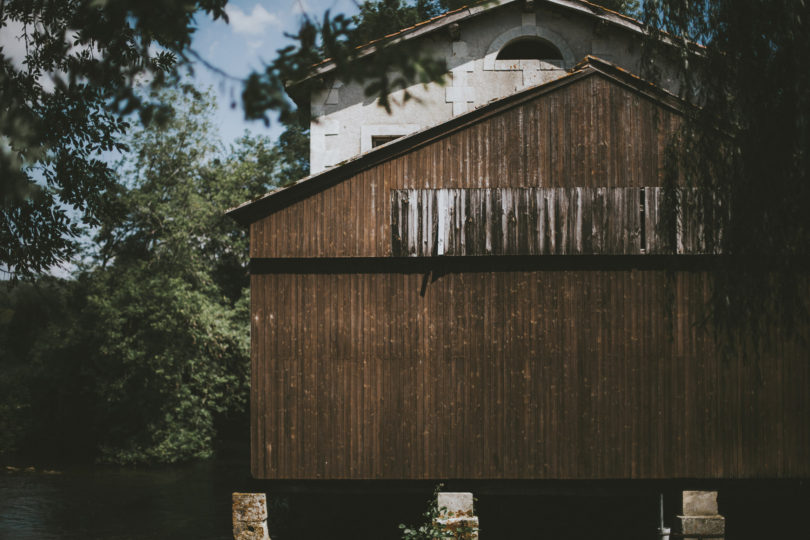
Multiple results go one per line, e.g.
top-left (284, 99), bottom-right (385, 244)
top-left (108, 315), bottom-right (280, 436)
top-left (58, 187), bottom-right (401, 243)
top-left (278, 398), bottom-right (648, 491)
top-left (228, 57), bottom-right (809, 481)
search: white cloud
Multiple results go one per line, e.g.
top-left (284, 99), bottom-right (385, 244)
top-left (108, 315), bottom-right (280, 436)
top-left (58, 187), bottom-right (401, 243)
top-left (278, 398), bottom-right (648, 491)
top-left (225, 4), bottom-right (281, 35)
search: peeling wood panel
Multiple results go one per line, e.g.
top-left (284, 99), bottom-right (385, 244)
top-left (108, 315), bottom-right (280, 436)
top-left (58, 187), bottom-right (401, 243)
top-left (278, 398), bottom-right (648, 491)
top-left (642, 187), bottom-right (726, 255)
top-left (251, 269), bottom-right (810, 480)
top-left (250, 76), bottom-right (683, 258)
top-left (390, 187), bottom-right (721, 256)
top-left (676, 188), bottom-right (725, 255)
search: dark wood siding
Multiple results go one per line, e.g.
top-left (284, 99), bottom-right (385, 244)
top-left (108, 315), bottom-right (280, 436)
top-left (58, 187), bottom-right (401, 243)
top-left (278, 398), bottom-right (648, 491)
top-left (250, 74), bottom-right (681, 259)
top-left (251, 268), bottom-right (809, 479)
top-left (247, 70), bottom-right (809, 480)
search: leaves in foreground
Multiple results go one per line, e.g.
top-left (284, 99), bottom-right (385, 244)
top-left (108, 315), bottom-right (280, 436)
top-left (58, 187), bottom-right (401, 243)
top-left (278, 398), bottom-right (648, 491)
top-left (640, 0), bottom-right (810, 348)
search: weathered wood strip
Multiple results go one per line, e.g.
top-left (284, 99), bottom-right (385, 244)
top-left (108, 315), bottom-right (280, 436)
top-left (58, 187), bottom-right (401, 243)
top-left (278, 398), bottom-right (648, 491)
top-left (390, 187), bottom-right (722, 256)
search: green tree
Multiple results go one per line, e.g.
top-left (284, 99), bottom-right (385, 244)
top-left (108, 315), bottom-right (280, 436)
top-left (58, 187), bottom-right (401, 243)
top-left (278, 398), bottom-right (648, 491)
top-left (1, 0), bottom-right (229, 278)
top-left (0, 278), bottom-right (92, 461)
top-left (0, 87), bottom-right (280, 464)
top-left (84, 88), bottom-right (278, 464)
top-left (639, 0), bottom-right (810, 342)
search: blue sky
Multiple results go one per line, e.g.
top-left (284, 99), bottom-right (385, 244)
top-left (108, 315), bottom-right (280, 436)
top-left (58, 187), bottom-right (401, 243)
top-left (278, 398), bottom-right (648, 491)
top-left (190, 0), bottom-right (359, 147)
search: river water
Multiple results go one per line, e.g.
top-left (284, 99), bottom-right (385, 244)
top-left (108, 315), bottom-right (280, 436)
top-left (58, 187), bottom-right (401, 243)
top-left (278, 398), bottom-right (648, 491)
top-left (2, 456), bottom-right (807, 539)
top-left (0, 458), bottom-right (251, 540)
top-left (0, 455), bottom-right (426, 540)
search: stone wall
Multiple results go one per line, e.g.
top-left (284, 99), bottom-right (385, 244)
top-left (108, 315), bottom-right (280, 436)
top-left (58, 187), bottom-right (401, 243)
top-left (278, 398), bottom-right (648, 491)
top-left (308, 2), bottom-right (679, 173)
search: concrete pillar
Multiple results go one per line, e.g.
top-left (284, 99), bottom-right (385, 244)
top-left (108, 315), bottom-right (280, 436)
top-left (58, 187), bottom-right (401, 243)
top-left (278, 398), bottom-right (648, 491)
top-left (232, 492), bottom-right (270, 540)
top-left (678, 491), bottom-right (725, 539)
top-left (435, 492), bottom-right (479, 539)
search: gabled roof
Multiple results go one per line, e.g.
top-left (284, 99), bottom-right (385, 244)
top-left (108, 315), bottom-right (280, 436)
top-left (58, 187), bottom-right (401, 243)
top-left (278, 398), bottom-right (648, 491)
top-left (297, 0), bottom-right (655, 85)
top-left (228, 56), bottom-right (686, 227)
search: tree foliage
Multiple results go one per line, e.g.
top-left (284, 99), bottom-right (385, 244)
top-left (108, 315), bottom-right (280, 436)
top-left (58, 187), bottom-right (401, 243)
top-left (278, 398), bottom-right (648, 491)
top-left (0, 0), bottom-right (230, 278)
top-left (84, 88), bottom-right (277, 463)
top-left (0, 88), bottom-right (279, 464)
top-left (639, 0), bottom-right (810, 343)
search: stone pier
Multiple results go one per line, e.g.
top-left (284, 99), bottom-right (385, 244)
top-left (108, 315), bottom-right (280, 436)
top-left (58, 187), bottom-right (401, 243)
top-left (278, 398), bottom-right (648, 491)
top-left (232, 492), bottom-right (270, 540)
top-left (678, 491), bottom-right (725, 539)
top-left (435, 492), bottom-right (479, 539)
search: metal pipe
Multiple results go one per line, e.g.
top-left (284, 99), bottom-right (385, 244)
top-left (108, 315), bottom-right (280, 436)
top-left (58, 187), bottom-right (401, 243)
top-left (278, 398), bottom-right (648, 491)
top-left (658, 493), bottom-right (671, 540)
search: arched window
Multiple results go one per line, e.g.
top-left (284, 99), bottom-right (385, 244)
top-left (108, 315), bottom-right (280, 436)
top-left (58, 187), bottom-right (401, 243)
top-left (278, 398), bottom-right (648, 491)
top-left (496, 37), bottom-right (563, 63)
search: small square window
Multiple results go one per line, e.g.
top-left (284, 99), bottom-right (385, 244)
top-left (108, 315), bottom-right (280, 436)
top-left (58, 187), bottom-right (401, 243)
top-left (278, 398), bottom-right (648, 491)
top-left (371, 135), bottom-right (402, 148)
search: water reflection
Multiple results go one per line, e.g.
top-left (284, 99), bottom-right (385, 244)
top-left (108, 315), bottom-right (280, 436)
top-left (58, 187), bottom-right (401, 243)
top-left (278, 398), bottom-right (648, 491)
top-left (0, 458), bottom-right (253, 540)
